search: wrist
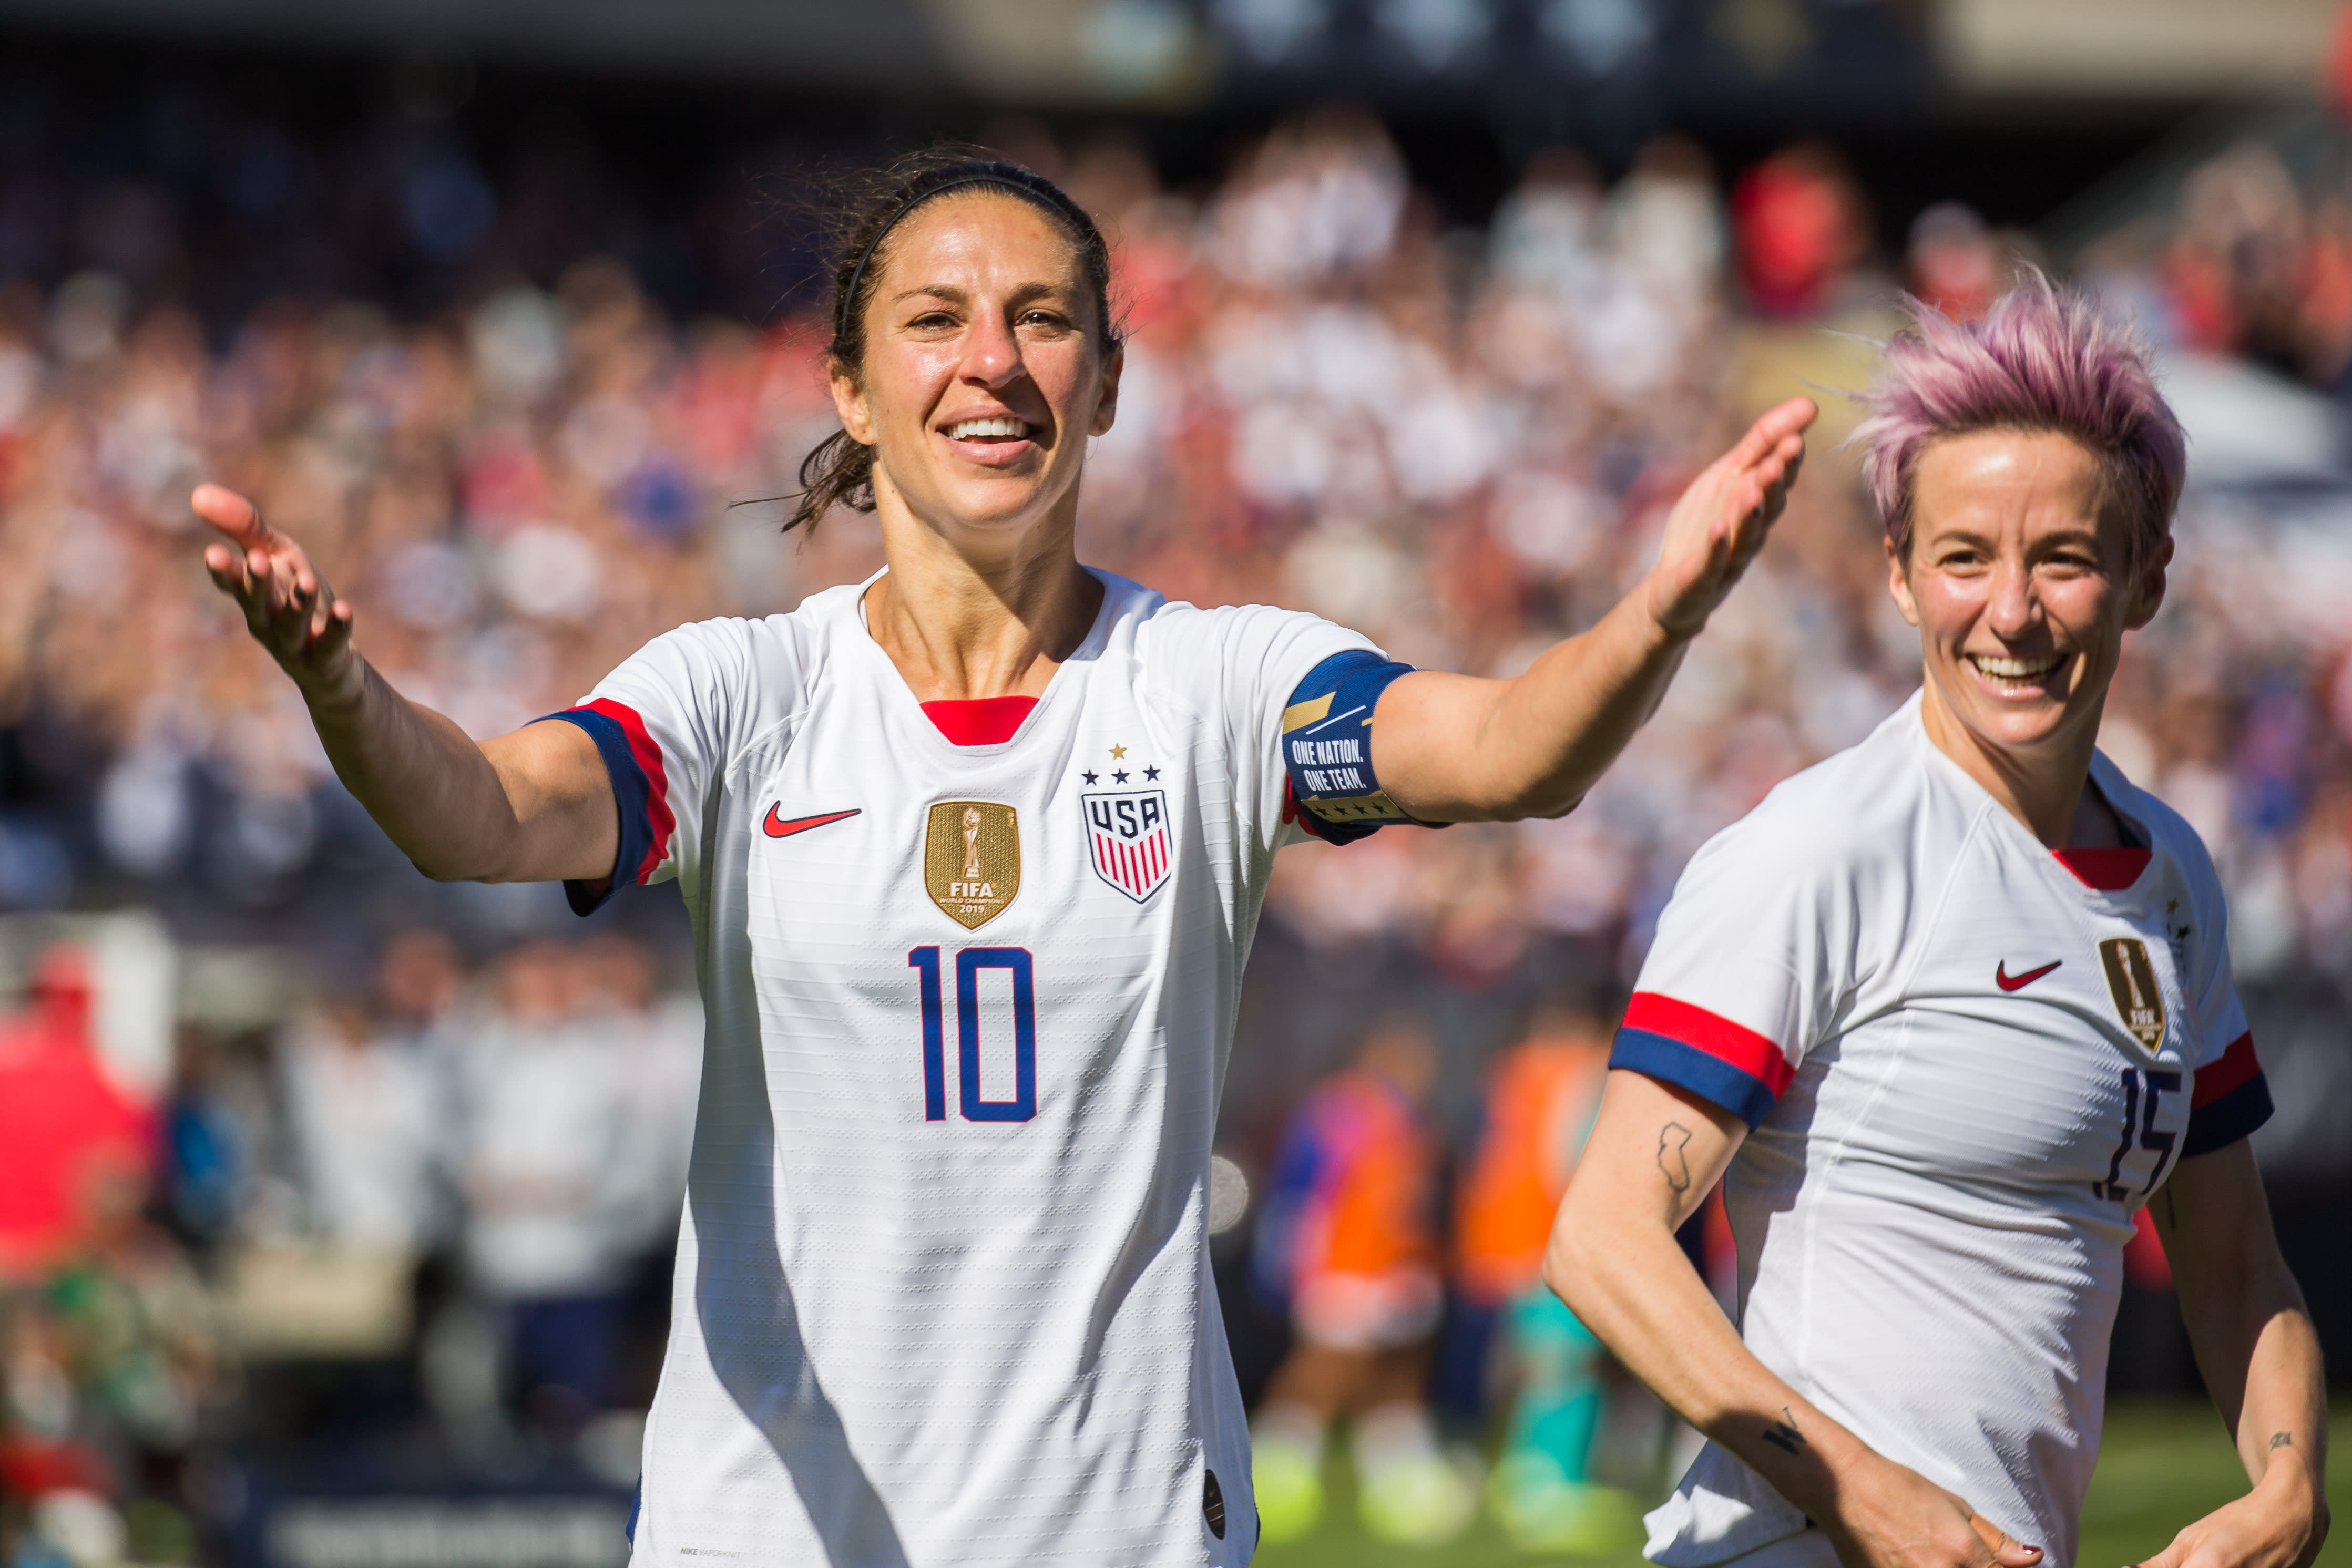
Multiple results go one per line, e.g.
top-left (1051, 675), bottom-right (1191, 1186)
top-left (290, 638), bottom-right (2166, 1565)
top-left (298, 655), bottom-right (369, 725)
top-left (1635, 572), bottom-right (1702, 648)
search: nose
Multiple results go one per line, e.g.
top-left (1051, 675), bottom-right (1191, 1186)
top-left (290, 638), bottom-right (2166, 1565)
top-left (1986, 554), bottom-right (2037, 640)
top-left (959, 309), bottom-right (1023, 389)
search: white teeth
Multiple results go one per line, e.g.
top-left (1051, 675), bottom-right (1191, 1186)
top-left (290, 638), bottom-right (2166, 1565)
top-left (1970, 653), bottom-right (2063, 679)
top-left (946, 417), bottom-right (1029, 439)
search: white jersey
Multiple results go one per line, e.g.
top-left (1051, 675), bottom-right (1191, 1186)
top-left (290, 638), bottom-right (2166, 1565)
top-left (1616, 693), bottom-right (2270, 1568)
top-left (559, 570), bottom-right (1372, 1567)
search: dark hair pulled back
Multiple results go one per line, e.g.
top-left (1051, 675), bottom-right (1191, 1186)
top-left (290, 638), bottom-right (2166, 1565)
top-left (786, 149), bottom-right (1121, 535)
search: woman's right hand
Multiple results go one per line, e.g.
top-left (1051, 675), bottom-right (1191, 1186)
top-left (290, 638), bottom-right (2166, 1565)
top-left (1817, 1451), bottom-right (2042, 1568)
top-left (193, 483), bottom-right (363, 708)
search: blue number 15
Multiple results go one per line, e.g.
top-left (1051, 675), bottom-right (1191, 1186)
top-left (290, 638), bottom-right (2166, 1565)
top-left (907, 946), bottom-right (1037, 1122)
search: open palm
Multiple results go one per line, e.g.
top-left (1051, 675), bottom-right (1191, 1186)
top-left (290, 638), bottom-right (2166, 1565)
top-left (193, 483), bottom-right (363, 706)
top-left (1647, 396), bottom-right (1817, 638)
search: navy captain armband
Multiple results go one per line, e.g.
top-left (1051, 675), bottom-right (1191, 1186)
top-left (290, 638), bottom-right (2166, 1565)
top-left (1282, 650), bottom-right (1420, 845)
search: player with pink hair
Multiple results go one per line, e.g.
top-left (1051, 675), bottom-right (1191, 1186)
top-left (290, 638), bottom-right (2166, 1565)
top-left (1546, 278), bottom-right (2328, 1568)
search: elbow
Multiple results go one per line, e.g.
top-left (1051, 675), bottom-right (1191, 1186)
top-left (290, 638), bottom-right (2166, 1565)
top-left (1539, 1198), bottom-right (1606, 1320)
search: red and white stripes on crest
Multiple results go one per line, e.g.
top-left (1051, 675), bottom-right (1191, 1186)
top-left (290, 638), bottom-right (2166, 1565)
top-left (1083, 790), bottom-right (1172, 902)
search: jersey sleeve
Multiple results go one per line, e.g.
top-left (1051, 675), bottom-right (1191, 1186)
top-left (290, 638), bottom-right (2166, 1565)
top-left (1179, 604), bottom-right (1383, 858)
top-left (1611, 812), bottom-right (1864, 1129)
top-left (2179, 862), bottom-right (2272, 1159)
top-left (538, 619), bottom-right (753, 914)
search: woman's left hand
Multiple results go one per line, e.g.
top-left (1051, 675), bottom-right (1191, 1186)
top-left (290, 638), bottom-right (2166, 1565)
top-left (2139, 1475), bottom-right (2328, 1568)
top-left (1645, 396), bottom-right (1816, 639)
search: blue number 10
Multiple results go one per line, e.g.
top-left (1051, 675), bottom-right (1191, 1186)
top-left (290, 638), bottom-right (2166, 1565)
top-left (907, 946), bottom-right (1037, 1123)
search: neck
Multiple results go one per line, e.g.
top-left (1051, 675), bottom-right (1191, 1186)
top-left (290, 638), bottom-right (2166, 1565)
top-left (1916, 683), bottom-right (2109, 850)
top-left (864, 490), bottom-right (1102, 703)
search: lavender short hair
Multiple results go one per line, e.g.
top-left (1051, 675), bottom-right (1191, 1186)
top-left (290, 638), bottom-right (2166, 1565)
top-left (1854, 274), bottom-right (2186, 570)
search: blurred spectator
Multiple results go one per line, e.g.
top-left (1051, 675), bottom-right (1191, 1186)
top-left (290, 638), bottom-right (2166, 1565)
top-left (278, 930), bottom-right (459, 1255)
top-left (1454, 998), bottom-right (1641, 1553)
top-left (454, 939), bottom-right (633, 1432)
top-left (1249, 1015), bottom-right (1475, 1548)
top-left (1729, 142), bottom-right (1870, 318)
top-left (0, 949), bottom-right (153, 1283)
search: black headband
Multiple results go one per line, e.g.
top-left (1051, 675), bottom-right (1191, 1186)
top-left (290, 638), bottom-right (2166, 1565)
top-left (834, 170), bottom-right (1060, 341)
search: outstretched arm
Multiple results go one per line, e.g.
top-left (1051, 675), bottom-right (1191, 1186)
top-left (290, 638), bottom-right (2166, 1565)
top-left (1546, 1069), bottom-right (2043, 1568)
top-left (193, 484), bottom-right (617, 884)
top-left (1374, 397), bottom-right (1815, 823)
top-left (2142, 1141), bottom-right (2329, 1568)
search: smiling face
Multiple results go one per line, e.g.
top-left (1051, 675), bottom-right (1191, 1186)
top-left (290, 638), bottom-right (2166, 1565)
top-left (1890, 427), bottom-right (2170, 782)
top-left (829, 192), bottom-right (1120, 554)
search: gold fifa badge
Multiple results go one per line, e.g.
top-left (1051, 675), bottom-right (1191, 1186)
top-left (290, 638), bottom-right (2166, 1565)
top-left (2097, 937), bottom-right (2167, 1051)
top-left (926, 801), bottom-right (1020, 930)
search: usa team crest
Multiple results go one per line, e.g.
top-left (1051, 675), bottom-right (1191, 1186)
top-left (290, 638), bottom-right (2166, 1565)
top-left (1083, 790), bottom-right (1171, 902)
top-left (926, 801), bottom-right (1020, 929)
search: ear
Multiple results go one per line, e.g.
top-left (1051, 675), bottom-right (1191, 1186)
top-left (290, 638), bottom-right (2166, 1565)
top-left (1884, 532), bottom-right (1921, 627)
top-left (828, 358), bottom-right (875, 447)
top-left (1088, 343), bottom-right (1126, 438)
top-left (2123, 534), bottom-right (2173, 631)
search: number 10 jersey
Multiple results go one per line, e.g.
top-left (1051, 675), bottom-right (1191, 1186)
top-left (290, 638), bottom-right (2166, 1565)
top-left (556, 569), bottom-right (1374, 1567)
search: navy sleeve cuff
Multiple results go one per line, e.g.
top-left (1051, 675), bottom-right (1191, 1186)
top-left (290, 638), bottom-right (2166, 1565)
top-left (2182, 1073), bottom-right (2273, 1159)
top-left (538, 709), bottom-right (652, 916)
top-left (1609, 1028), bottom-right (1781, 1130)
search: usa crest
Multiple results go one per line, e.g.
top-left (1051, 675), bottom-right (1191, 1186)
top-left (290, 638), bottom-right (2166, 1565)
top-left (925, 801), bottom-right (1020, 929)
top-left (1083, 790), bottom-right (1171, 902)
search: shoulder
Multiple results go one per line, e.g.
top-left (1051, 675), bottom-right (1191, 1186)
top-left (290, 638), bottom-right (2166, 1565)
top-left (2095, 754), bottom-right (2229, 913)
top-left (1678, 703), bottom-right (1935, 899)
top-left (1130, 591), bottom-right (1378, 678)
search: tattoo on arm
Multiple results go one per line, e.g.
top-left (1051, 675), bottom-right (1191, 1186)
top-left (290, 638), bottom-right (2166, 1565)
top-left (1761, 1407), bottom-right (1805, 1457)
top-left (2271, 1432), bottom-right (2294, 1451)
top-left (1658, 1122), bottom-right (1693, 1196)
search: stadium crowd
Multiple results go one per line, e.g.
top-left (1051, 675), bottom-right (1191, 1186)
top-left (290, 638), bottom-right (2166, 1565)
top-left (1, 88), bottom-right (2349, 1560)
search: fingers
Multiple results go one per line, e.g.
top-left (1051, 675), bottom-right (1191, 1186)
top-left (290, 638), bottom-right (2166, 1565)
top-left (191, 483), bottom-right (274, 547)
top-left (1720, 397), bottom-right (1819, 472)
top-left (1968, 1513), bottom-right (2042, 1567)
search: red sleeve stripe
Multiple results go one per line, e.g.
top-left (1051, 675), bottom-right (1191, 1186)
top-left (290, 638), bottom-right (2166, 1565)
top-left (2192, 1031), bottom-right (2259, 1110)
top-left (584, 698), bottom-right (676, 884)
top-left (1621, 992), bottom-right (1796, 1097)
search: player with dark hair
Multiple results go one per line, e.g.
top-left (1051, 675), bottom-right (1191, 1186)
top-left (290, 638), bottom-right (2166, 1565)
top-left (193, 150), bottom-right (1814, 1565)
top-left (1547, 279), bottom-right (2328, 1568)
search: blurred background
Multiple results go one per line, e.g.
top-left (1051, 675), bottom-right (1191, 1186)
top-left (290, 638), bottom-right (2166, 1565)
top-left (0, 1), bottom-right (2348, 1564)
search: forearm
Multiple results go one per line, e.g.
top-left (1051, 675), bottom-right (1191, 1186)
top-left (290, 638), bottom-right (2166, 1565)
top-left (304, 657), bottom-right (538, 882)
top-left (2176, 1251), bottom-right (2327, 1495)
top-left (2230, 1307), bottom-right (2327, 1494)
top-left (1380, 583), bottom-right (1689, 821)
top-left (1546, 1199), bottom-right (1870, 1520)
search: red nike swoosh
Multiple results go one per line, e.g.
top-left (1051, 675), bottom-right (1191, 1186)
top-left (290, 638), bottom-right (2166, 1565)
top-left (763, 805), bottom-right (861, 839)
top-left (1996, 959), bottom-right (2063, 992)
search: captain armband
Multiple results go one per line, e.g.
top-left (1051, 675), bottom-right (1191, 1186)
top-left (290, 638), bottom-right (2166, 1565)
top-left (1281, 650), bottom-right (1422, 845)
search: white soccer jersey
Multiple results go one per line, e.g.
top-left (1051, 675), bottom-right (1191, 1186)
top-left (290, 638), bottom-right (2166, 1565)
top-left (551, 569), bottom-right (1374, 1567)
top-left (1614, 693), bottom-right (2271, 1568)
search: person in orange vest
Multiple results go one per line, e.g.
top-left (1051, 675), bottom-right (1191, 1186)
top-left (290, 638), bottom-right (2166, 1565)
top-left (1249, 1013), bottom-right (1476, 1546)
top-left (1455, 998), bottom-right (1643, 1552)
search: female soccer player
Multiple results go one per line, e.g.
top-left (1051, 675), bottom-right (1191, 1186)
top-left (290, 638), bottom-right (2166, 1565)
top-left (1546, 280), bottom-right (2328, 1568)
top-left (194, 152), bottom-right (1813, 1566)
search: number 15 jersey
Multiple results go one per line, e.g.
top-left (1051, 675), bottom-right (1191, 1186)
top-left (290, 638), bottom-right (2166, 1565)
top-left (1618, 693), bottom-right (2272, 1568)
top-left (552, 569), bottom-right (1375, 1568)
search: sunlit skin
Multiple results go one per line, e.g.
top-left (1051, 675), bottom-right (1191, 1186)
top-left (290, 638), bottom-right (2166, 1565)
top-left (831, 192), bottom-right (1122, 704)
top-left (1887, 427), bottom-right (2171, 849)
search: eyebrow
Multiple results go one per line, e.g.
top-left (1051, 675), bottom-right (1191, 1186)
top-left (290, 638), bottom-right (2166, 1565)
top-left (888, 281), bottom-right (1080, 308)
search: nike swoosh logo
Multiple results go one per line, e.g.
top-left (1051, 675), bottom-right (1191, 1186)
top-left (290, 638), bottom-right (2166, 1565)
top-left (1996, 959), bottom-right (2063, 992)
top-left (762, 805), bottom-right (861, 839)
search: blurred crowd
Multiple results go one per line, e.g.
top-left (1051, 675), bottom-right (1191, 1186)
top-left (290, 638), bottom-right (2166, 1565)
top-left (1, 929), bottom-right (696, 1564)
top-left (1, 71), bottom-right (2350, 1563)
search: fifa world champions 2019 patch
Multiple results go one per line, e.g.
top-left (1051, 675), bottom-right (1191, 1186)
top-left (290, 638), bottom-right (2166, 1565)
top-left (1282, 649), bottom-right (1419, 845)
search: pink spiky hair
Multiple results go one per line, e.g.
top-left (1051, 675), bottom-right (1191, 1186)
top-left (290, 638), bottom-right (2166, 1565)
top-left (1852, 272), bottom-right (2186, 568)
